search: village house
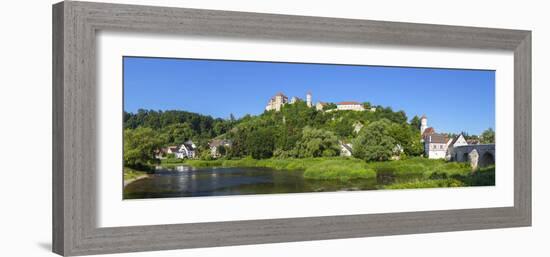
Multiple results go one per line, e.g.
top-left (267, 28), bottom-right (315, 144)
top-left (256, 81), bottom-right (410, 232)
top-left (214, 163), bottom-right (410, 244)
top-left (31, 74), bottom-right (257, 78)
top-left (156, 141), bottom-right (197, 160)
top-left (315, 101), bottom-right (326, 111)
top-left (445, 134), bottom-right (468, 160)
top-left (175, 140), bottom-right (197, 159)
top-left (423, 133), bottom-right (449, 159)
top-left (421, 115), bottom-right (449, 159)
top-left (340, 142), bottom-right (353, 157)
top-left (209, 139), bottom-right (233, 158)
top-left (421, 115), bottom-right (470, 159)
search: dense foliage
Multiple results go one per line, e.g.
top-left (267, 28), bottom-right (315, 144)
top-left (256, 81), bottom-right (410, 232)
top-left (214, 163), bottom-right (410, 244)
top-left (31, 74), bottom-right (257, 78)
top-left (123, 127), bottom-right (162, 168)
top-left (123, 100), bottom-right (488, 166)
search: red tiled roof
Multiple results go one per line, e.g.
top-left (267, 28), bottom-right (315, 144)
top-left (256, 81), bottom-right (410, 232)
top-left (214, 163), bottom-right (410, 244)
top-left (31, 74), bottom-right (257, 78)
top-left (422, 127), bottom-right (435, 136)
top-left (426, 133), bottom-right (448, 144)
top-left (337, 101), bottom-right (361, 105)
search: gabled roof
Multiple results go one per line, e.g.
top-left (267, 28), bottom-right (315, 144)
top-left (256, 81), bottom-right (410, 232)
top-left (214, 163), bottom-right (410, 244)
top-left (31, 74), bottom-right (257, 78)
top-left (426, 133), bottom-right (448, 144)
top-left (448, 134), bottom-right (465, 146)
top-left (340, 142), bottom-right (353, 152)
top-left (182, 142), bottom-right (195, 151)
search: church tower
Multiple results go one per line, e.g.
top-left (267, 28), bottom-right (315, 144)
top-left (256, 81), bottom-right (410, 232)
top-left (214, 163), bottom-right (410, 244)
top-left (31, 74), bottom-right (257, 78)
top-left (420, 115), bottom-right (428, 135)
top-left (306, 91), bottom-right (312, 107)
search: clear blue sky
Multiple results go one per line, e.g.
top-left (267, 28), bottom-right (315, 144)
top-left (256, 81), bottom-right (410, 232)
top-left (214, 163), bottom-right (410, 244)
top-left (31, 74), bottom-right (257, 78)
top-left (124, 57), bottom-right (495, 135)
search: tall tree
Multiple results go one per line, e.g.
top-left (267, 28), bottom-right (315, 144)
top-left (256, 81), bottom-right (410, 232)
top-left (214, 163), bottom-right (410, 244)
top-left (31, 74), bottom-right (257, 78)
top-left (410, 115), bottom-right (421, 131)
top-left (352, 119), bottom-right (396, 161)
top-left (294, 126), bottom-right (340, 158)
top-left (124, 127), bottom-right (163, 167)
top-left (246, 127), bottom-right (275, 159)
top-left (480, 128), bottom-right (495, 144)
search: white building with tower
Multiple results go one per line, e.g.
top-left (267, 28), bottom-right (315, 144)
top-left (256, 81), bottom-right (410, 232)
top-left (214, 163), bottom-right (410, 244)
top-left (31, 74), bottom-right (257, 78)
top-left (265, 91), bottom-right (372, 113)
top-left (421, 115), bottom-right (449, 159)
top-left (266, 91), bottom-right (313, 111)
top-left (420, 115), bottom-right (470, 159)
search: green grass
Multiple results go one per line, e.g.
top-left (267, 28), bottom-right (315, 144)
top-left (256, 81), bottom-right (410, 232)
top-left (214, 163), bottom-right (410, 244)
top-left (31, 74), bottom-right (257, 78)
top-left (382, 178), bottom-right (465, 189)
top-left (365, 157), bottom-right (471, 178)
top-left (303, 160), bottom-right (376, 181)
top-left (381, 165), bottom-right (495, 189)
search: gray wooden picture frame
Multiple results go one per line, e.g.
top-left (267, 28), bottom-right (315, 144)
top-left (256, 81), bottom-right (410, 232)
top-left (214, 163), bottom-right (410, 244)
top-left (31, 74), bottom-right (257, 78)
top-left (52, 1), bottom-right (531, 256)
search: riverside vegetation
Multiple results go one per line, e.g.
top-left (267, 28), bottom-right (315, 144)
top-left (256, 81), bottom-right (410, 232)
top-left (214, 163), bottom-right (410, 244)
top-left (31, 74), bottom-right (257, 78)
top-left (123, 100), bottom-right (495, 191)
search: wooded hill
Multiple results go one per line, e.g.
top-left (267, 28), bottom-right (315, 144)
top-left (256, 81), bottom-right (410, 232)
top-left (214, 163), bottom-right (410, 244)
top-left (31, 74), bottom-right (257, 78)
top-left (123, 100), bottom-right (425, 166)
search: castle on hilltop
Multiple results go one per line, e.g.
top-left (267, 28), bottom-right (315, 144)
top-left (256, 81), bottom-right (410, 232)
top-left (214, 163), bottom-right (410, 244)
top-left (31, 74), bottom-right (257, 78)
top-left (265, 91), bottom-right (374, 112)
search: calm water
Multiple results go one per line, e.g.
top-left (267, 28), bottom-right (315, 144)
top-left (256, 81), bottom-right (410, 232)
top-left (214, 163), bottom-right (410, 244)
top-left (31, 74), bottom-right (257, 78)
top-left (123, 165), bottom-right (419, 199)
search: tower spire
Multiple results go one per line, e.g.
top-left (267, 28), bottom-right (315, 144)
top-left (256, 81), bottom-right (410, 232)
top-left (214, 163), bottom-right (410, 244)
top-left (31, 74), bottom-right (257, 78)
top-left (306, 91), bottom-right (312, 107)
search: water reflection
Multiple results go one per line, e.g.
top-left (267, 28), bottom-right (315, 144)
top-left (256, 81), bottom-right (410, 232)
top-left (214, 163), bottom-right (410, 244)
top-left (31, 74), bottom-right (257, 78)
top-left (123, 165), bottom-right (411, 199)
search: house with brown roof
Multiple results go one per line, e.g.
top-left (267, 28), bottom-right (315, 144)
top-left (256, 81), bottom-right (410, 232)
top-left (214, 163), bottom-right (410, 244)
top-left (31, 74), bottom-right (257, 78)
top-left (424, 133), bottom-right (449, 159)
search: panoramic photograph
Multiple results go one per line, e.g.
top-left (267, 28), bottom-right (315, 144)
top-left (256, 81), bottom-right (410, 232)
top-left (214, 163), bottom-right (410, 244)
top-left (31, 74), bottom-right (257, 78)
top-left (122, 57), bottom-right (496, 199)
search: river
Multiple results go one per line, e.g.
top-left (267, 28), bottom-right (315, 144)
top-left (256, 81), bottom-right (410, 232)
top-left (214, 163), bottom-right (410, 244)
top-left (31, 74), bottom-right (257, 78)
top-left (123, 165), bottom-right (420, 199)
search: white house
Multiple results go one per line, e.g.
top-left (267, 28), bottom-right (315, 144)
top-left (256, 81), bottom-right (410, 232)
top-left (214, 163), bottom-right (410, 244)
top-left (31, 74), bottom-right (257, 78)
top-left (315, 101), bottom-right (326, 111)
top-left (340, 142), bottom-right (353, 157)
top-left (336, 101), bottom-right (365, 111)
top-left (424, 133), bottom-right (449, 159)
top-left (209, 139), bottom-right (232, 158)
top-left (446, 134), bottom-right (468, 160)
top-left (175, 140), bottom-right (197, 159)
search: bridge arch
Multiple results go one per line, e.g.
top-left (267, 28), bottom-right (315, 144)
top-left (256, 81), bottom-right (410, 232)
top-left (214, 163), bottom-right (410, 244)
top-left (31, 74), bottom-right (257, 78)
top-left (479, 152), bottom-right (495, 167)
top-left (449, 144), bottom-right (495, 169)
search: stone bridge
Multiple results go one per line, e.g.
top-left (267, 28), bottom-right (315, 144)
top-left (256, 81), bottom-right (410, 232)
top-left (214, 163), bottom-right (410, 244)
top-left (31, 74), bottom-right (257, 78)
top-left (450, 144), bottom-right (495, 169)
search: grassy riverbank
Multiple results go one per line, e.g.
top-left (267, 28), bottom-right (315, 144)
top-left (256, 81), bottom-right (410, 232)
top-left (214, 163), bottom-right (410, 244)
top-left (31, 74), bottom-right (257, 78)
top-left (123, 167), bottom-right (150, 186)
top-left (365, 157), bottom-right (472, 178)
top-left (381, 165), bottom-right (495, 189)
top-left (161, 157), bottom-right (490, 184)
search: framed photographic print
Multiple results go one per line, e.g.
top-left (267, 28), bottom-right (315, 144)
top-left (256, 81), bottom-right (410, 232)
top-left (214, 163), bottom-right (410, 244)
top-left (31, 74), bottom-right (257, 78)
top-left (53, 1), bottom-right (531, 256)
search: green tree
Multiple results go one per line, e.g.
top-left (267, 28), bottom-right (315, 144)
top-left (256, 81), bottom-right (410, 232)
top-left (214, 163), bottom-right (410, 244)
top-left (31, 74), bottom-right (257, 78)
top-left (161, 123), bottom-right (194, 144)
top-left (124, 127), bottom-right (163, 167)
top-left (352, 119), bottom-right (396, 161)
top-left (388, 123), bottom-right (423, 157)
top-left (323, 102), bottom-right (337, 111)
top-left (480, 128), bottom-right (495, 144)
top-left (410, 115), bottom-right (421, 131)
top-left (246, 128), bottom-right (275, 159)
top-left (294, 126), bottom-right (340, 158)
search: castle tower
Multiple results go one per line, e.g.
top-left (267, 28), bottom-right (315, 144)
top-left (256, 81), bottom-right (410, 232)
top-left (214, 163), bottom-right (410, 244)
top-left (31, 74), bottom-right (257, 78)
top-left (306, 91), bottom-right (312, 107)
top-left (420, 115), bottom-right (428, 135)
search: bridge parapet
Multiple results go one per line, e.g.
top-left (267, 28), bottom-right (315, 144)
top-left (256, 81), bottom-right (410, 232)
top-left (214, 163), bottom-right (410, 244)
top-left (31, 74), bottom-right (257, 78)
top-left (449, 144), bottom-right (495, 168)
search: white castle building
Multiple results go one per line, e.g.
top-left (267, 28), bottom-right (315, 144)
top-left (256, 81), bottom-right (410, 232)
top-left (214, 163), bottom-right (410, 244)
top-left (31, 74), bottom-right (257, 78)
top-left (265, 92), bottom-right (289, 111)
top-left (265, 91), bottom-right (373, 113)
top-left (336, 101), bottom-right (365, 111)
top-left (266, 92), bottom-right (312, 111)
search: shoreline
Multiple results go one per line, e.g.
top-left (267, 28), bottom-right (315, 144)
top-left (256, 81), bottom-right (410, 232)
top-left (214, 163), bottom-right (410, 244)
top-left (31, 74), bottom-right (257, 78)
top-left (124, 174), bottom-right (151, 187)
